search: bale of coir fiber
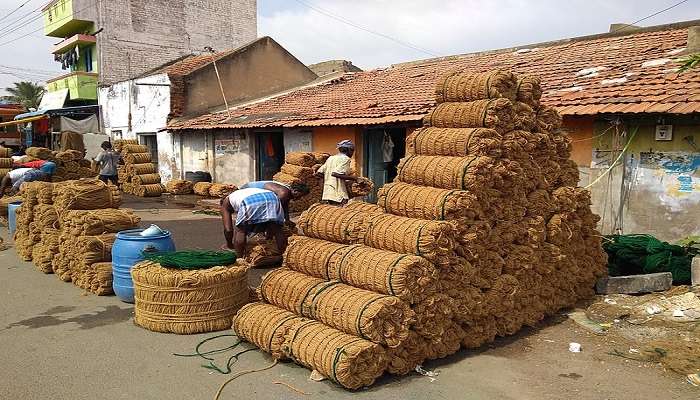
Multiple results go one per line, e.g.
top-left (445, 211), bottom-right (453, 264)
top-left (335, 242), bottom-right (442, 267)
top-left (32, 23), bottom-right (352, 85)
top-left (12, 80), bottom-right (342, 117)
top-left (31, 228), bottom-right (59, 274)
top-left (396, 155), bottom-right (498, 191)
top-left (281, 163), bottom-right (314, 179)
top-left (246, 241), bottom-right (282, 267)
top-left (25, 147), bottom-right (53, 160)
top-left (54, 150), bottom-right (84, 162)
top-left (311, 152), bottom-right (330, 164)
top-left (285, 152), bottom-right (316, 167)
top-left (348, 177), bottom-right (374, 198)
top-left (424, 321), bottom-right (464, 360)
top-left (33, 204), bottom-right (58, 229)
top-left (283, 236), bottom-right (438, 304)
top-left (386, 330), bottom-right (428, 375)
top-left (131, 173), bottom-right (161, 185)
top-left (123, 152), bottom-right (152, 164)
top-left (208, 183), bottom-right (238, 198)
top-left (364, 213), bottom-right (459, 265)
top-left (0, 147), bottom-right (12, 157)
top-left (272, 171), bottom-right (303, 186)
top-left (61, 209), bottom-right (140, 236)
top-left (132, 183), bottom-right (164, 197)
top-left (344, 200), bottom-right (383, 214)
top-left (282, 319), bottom-right (389, 389)
top-left (0, 158), bottom-right (12, 168)
top-left (406, 127), bottom-right (502, 158)
top-left (435, 70), bottom-right (517, 103)
top-left (297, 203), bottom-right (371, 244)
top-left (132, 259), bottom-right (250, 334)
top-left (377, 182), bottom-right (483, 221)
top-left (232, 302), bottom-right (303, 360)
top-left (423, 99), bottom-right (514, 133)
top-left (259, 268), bottom-right (414, 348)
top-left (120, 144), bottom-right (149, 154)
top-left (515, 74), bottom-right (542, 108)
top-left (535, 105), bottom-right (563, 132)
top-left (125, 163), bottom-right (156, 176)
top-left (165, 179), bottom-right (194, 194)
top-left (53, 179), bottom-right (121, 210)
top-left (193, 182), bottom-right (213, 196)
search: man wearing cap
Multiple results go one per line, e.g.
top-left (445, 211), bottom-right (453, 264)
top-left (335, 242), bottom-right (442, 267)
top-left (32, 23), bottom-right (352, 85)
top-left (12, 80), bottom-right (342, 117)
top-left (316, 139), bottom-right (358, 205)
top-left (0, 162), bottom-right (56, 197)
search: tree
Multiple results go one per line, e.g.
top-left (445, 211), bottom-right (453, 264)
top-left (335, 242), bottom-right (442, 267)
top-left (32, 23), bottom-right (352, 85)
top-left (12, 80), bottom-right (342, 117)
top-left (2, 81), bottom-right (45, 110)
top-left (677, 53), bottom-right (700, 72)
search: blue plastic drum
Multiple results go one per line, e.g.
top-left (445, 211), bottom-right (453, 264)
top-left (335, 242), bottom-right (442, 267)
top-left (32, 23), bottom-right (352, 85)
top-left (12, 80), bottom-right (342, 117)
top-left (8, 201), bottom-right (22, 236)
top-left (112, 228), bottom-right (175, 303)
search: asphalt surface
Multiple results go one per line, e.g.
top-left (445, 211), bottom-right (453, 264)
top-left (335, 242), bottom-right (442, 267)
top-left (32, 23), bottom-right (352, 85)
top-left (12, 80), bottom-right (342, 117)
top-left (0, 196), bottom-right (697, 399)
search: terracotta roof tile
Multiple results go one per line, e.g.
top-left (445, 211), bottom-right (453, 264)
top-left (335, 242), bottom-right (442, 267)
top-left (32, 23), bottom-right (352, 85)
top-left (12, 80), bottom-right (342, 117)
top-left (169, 25), bottom-right (700, 130)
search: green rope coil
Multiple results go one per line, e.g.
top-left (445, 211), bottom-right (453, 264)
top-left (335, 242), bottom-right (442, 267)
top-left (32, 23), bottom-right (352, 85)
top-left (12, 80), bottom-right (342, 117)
top-left (603, 234), bottom-right (698, 284)
top-left (143, 250), bottom-right (237, 270)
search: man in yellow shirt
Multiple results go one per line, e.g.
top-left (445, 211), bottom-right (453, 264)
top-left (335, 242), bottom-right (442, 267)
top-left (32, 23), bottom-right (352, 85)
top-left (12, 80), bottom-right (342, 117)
top-left (316, 139), bottom-right (358, 204)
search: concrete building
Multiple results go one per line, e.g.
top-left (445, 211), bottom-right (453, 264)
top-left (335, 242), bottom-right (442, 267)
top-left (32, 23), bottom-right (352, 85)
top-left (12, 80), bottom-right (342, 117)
top-left (169, 19), bottom-right (700, 242)
top-left (41, 0), bottom-right (257, 105)
top-left (99, 37), bottom-right (319, 182)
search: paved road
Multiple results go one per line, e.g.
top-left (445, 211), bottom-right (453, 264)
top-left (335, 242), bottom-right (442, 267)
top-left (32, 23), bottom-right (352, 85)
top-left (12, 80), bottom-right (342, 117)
top-left (0, 199), bottom-right (696, 399)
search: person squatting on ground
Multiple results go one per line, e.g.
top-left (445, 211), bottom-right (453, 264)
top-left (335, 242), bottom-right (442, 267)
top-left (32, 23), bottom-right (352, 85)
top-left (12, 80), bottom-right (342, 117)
top-left (94, 141), bottom-right (121, 185)
top-left (316, 139), bottom-right (358, 205)
top-left (220, 187), bottom-right (287, 257)
top-left (0, 162), bottom-right (56, 197)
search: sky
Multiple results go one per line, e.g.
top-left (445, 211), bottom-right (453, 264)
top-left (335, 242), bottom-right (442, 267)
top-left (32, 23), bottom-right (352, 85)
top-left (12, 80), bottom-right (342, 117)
top-left (0, 0), bottom-right (699, 96)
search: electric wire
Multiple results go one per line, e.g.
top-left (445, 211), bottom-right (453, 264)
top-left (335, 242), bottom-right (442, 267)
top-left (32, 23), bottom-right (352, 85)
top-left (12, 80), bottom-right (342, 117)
top-left (611, 0), bottom-right (691, 32)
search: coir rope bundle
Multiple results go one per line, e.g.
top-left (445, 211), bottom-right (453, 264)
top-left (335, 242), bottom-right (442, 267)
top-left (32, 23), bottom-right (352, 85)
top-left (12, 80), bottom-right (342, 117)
top-left (396, 155), bottom-right (497, 191)
top-left (377, 182), bottom-right (482, 221)
top-left (32, 228), bottom-right (60, 273)
top-left (345, 201), bottom-right (383, 214)
top-left (515, 74), bottom-right (542, 108)
top-left (364, 213), bottom-right (459, 265)
top-left (283, 319), bottom-right (389, 389)
top-left (259, 268), bottom-right (414, 348)
top-left (297, 203), bottom-right (370, 244)
top-left (406, 127), bottom-right (502, 158)
top-left (54, 150), bottom-right (83, 162)
top-left (120, 144), bottom-right (149, 154)
top-left (0, 147), bottom-right (12, 157)
top-left (284, 152), bottom-right (316, 167)
top-left (125, 163), bottom-right (156, 175)
top-left (271, 172), bottom-right (303, 186)
top-left (124, 153), bottom-right (152, 164)
top-left (386, 330), bottom-right (428, 375)
top-left (209, 183), bottom-right (238, 198)
top-left (83, 262), bottom-right (114, 295)
top-left (25, 147), bottom-right (52, 160)
top-left (165, 179), bottom-right (193, 194)
top-left (435, 70), bottom-right (517, 103)
top-left (281, 163), bottom-right (314, 179)
top-left (513, 102), bottom-right (537, 131)
top-left (133, 183), bottom-right (164, 197)
top-left (132, 259), bottom-right (250, 334)
top-left (113, 139), bottom-right (138, 152)
top-left (232, 302), bottom-right (303, 360)
top-left (535, 105), bottom-right (563, 132)
top-left (53, 179), bottom-right (121, 210)
top-left (61, 209), bottom-right (140, 236)
top-left (283, 236), bottom-right (438, 303)
top-left (349, 177), bottom-right (374, 198)
top-left (131, 173), bottom-right (162, 185)
top-left (193, 182), bottom-right (213, 196)
top-left (0, 158), bottom-right (12, 168)
top-left (423, 99), bottom-right (514, 133)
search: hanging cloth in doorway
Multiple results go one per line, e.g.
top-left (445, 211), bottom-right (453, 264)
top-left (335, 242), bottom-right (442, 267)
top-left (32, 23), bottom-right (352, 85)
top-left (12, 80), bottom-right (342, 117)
top-left (265, 136), bottom-right (275, 157)
top-left (381, 131), bottom-right (395, 163)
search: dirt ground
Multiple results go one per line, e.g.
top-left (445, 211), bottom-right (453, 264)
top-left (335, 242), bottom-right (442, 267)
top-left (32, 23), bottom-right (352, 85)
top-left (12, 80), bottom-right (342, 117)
top-left (0, 194), bottom-right (697, 399)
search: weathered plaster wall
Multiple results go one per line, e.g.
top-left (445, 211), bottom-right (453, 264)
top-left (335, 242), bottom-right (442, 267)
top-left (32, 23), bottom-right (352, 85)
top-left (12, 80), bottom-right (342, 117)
top-left (312, 126), bottom-right (363, 174)
top-left (213, 129), bottom-right (255, 185)
top-left (580, 117), bottom-right (700, 241)
top-left (283, 128), bottom-right (313, 154)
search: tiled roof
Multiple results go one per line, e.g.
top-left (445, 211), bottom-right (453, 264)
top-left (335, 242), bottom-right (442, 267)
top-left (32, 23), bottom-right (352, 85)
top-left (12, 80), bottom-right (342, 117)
top-left (145, 50), bottom-right (234, 78)
top-left (168, 22), bottom-right (700, 130)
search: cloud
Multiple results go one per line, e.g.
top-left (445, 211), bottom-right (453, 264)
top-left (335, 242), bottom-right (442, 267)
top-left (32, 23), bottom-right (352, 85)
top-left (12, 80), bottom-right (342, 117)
top-left (259, 0), bottom-right (700, 70)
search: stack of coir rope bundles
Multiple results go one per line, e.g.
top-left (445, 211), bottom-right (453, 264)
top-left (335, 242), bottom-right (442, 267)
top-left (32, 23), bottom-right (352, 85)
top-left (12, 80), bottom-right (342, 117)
top-left (272, 151), bottom-right (329, 212)
top-left (46, 179), bottom-right (140, 295)
top-left (13, 181), bottom-right (55, 262)
top-left (232, 70), bottom-right (607, 389)
top-left (0, 146), bottom-right (12, 186)
top-left (119, 143), bottom-right (163, 197)
top-left (52, 149), bottom-right (96, 182)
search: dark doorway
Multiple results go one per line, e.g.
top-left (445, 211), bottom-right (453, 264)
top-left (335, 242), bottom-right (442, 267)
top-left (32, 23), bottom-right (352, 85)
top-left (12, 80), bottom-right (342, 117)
top-left (363, 126), bottom-right (406, 202)
top-left (256, 131), bottom-right (285, 180)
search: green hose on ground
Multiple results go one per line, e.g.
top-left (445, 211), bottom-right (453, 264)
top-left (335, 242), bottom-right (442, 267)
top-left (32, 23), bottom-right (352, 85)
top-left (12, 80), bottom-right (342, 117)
top-left (603, 234), bottom-right (698, 284)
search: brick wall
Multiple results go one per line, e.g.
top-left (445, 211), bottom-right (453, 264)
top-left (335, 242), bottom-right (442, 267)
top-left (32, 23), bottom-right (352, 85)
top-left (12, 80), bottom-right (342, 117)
top-left (95, 0), bottom-right (257, 85)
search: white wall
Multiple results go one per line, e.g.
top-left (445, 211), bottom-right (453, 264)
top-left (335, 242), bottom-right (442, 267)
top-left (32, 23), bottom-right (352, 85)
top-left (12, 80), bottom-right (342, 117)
top-left (283, 128), bottom-right (313, 154)
top-left (99, 73), bottom-right (171, 139)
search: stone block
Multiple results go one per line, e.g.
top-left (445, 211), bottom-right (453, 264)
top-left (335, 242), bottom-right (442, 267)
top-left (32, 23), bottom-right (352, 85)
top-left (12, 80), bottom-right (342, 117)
top-left (595, 272), bottom-right (673, 295)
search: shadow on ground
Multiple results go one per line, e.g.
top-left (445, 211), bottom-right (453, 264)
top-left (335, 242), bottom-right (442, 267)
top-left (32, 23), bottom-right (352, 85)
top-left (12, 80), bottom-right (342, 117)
top-left (5, 305), bottom-right (133, 330)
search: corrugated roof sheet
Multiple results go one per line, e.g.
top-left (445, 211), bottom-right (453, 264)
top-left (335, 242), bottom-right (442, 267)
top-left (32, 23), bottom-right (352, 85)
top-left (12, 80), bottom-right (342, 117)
top-left (169, 24), bottom-right (700, 131)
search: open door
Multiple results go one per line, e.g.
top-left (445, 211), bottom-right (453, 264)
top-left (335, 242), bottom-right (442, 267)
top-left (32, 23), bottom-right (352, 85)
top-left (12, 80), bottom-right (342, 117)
top-left (256, 131), bottom-right (285, 180)
top-left (363, 126), bottom-right (406, 202)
